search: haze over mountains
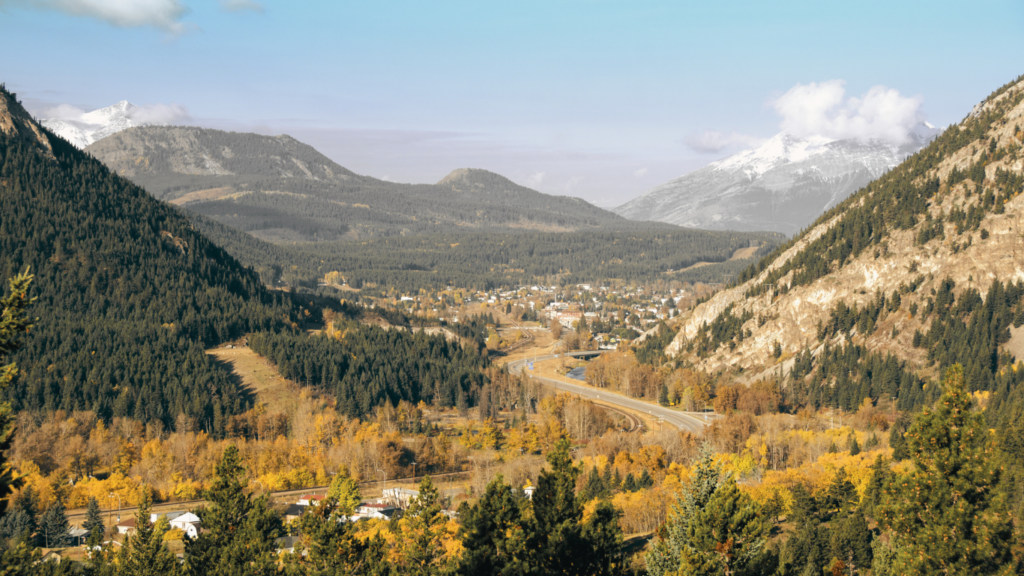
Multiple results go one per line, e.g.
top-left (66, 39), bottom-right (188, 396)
top-left (616, 127), bottom-right (939, 235)
top-left (85, 125), bottom-right (658, 242)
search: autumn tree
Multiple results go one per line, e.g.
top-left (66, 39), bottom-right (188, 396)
top-left (878, 364), bottom-right (1019, 574)
top-left (325, 468), bottom-right (361, 513)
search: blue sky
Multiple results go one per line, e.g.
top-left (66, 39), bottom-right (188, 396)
top-left (2, 0), bottom-right (1023, 206)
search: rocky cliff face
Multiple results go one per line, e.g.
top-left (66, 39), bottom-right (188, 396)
top-left (665, 78), bottom-right (1024, 382)
top-left (0, 88), bottom-right (54, 158)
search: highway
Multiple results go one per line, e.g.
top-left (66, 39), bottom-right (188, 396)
top-left (507, 352), bottom-right (716, 434)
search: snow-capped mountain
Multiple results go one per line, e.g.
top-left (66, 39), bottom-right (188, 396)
top-left (40, 101), bottom-right (157, 148)
top-left (615, 127), bottom-right (939, 235)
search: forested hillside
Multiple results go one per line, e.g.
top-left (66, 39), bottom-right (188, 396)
top-left (193, 213), bottom-right (784, 291)
top-left (0, 86), bottom-right (298, 430)
top-left (661, 74), bottom-right (1024, 418)
top-left (86, 127), bottom-right (663, 241)
top-left (249, 324), bottom-right (489, 418)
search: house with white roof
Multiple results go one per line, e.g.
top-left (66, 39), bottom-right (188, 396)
top-left (169, 512), bottom-right (202, 539)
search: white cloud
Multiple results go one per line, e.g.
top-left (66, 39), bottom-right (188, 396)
top-left (220, 0), bottom-right (263, 12)
top-left (129, 103), bottom-right (190, 124)
top-left (525, 172), bottom-right (545, 188)
top-left (633, 167), bottom-right (648, 178)
top-left (685, 130), bottom-right (765, 154)
top-left (39, 103), bottom-right (87, 120)
top-left (0, 0), bottom-right (192, 34)
top-left (564, 176), bottom-right (583, 194)
top-left (771, 80), bottom-right (924, 144)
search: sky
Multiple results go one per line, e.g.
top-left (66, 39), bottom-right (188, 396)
top-left (1, 0), bottom-right (1023, 207)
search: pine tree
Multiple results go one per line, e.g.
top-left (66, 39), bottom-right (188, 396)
top-left (533, 438), bottom-right (588, 575)
top-left (581, 466), bottom-right (606, 502)
top-left (646, 443), bottom-right (722, 576)
top-left (288, 494), bottom-right (390, 576)
top-left (117, 492), bottom-right (178, 576)
top-left (395, 476), bottom-right (454, 576)
top-left (677, 477), bottom-right (773, 576)
top-left (83, 496), bottom-right (105, 546)
top-left (847, 434), bottom-right (860, 455)
top-left (184, 445), bottom-right (281, 576)
top-left (0, 271), bottom-right (34, 517)
top-left (888, 414), bottom-right (910, 461)
top-left (39, 501), bottom-right (70, 548)
top-left (638, 468), bottom-right (653, 489)
top-left (659, 384), bottom-right (669, 406)
top-left (457, 475), bottom-right (534, 576)
top-left (879, 364), bottom-right (1019, 574)
top-left (623, 473), bottom-right (637, 492)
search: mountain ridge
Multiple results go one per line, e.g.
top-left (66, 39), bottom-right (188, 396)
top-left (661, 74), bottom-right (1024, 404)
top-left (86, 126), bottom-right (657, 242)
top-left (616, 128), bottom-right (938, 235)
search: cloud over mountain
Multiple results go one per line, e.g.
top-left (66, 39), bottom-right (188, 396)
top-left (772, 80), bottom-right (925, 144)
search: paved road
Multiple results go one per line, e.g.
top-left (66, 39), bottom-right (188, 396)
top-left (507, 352), bottom-right (716, 434)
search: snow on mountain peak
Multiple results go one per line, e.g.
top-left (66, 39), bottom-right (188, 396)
top-left (40, 100), bottom-right (165, 149)
top-left (712, 131), bottom-right (834, 178)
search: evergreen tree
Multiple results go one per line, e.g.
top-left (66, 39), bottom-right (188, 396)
top-left (0, 271), bottom-right (34, 517)
top-left (184, 446), bottom-right (281, 576)
top-left (532, 438), bottom-right (588, 575)
top-left (829, 511), bottom-right (872, 574)
top-left (622, 473), bottom-right (637, 492)
top-left (457, 476), bottom-right (534, 576)
top-left (0, 508), bottom-right (34, 545)
top-left (395, 476), bottom-right (454, 576)
top-left (777, 484), bottom-right (828, 576)
top-left (847, 434), bottom-right (860, 456)
top-left (878, 364), bottom-right (1019, 574)
top-left (117, 492), bottom-right (178, 576)
top-left (83, 496), bottom-right (105, 546)
top-left (888, 415), bottom-right (910, 461)
top-left (39, 501), bottom-right (70, 548)
top-left (288, 495), bottom-right (390, 576)
top-left (677, 477), bottom-right (773, 576)
top-left (638, 469), bottom-right (654, 489)
top-left (581, 466), bottom-right (607, 502)
top-left (646, 443), bottom-right (722, 576)
top-left (659, 384), bottom-right (669, 406)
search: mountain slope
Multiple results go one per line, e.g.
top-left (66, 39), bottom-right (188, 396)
top-left (662, 74), bottom-right (1024, 412)
top-left (40, 101), bottom-right (159, 149)
top-left (86, 126), bottom-right (654, 242)
top-left (0, 86), bottom-right (297, 429)
top-left (616, 129), bottom-right (937, 235)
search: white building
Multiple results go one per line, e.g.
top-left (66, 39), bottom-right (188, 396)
top-left (169, 513), bottom-right (202, 539)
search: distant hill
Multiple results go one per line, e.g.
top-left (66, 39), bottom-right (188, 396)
top-left (615, 129), bottom-right (937, 235)
top-left (659, 73), bottom-right (1024, 415)
top-left (86, 127), bottom-right (655, 241)
top-left (0, 85), bottom-right (297, 430)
